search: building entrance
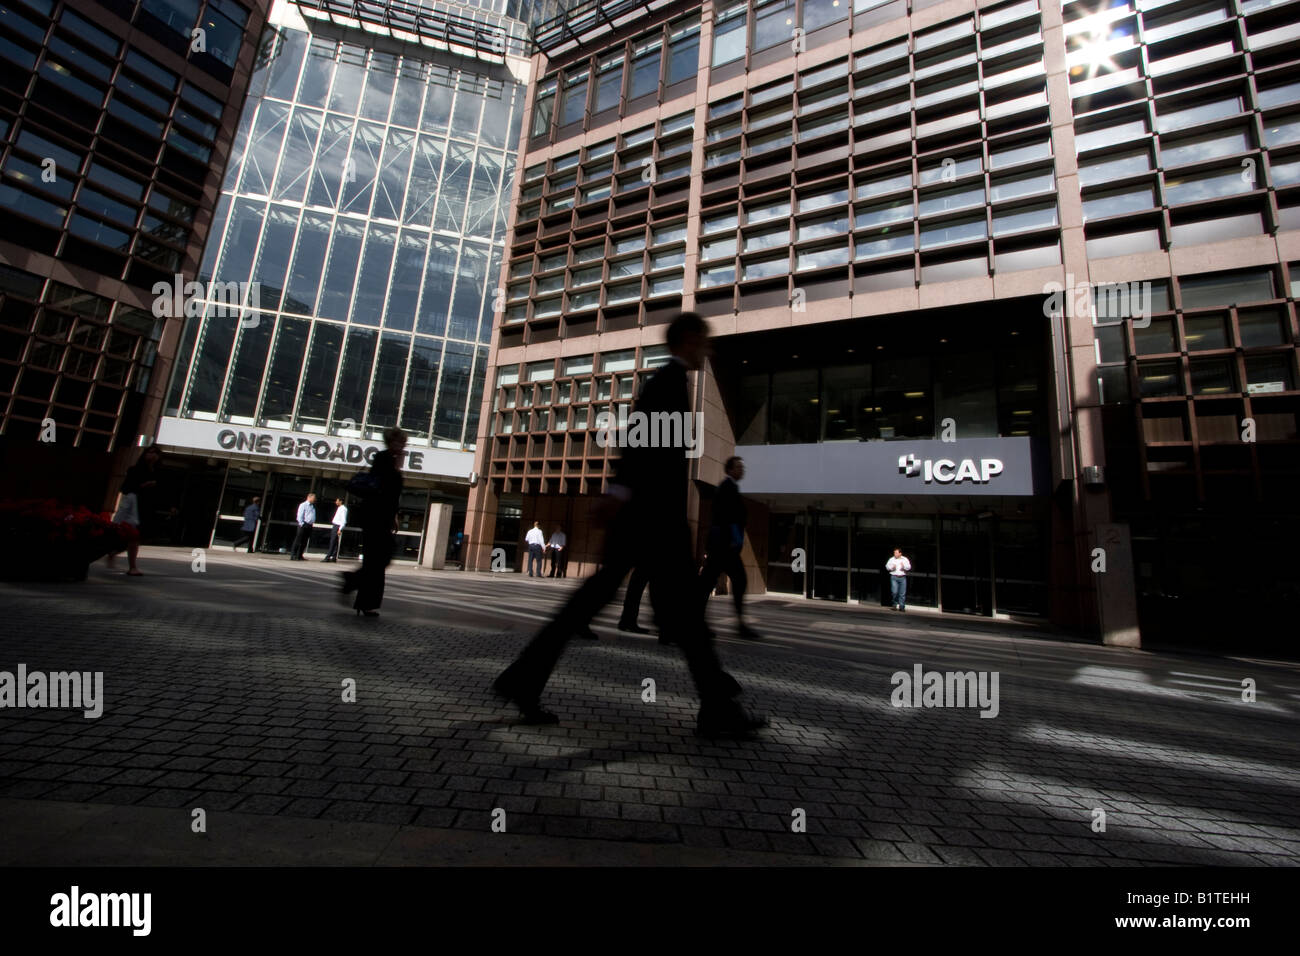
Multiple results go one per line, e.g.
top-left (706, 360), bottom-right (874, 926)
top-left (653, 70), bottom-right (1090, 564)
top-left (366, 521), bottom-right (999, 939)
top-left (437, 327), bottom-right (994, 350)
top-left (781, 507), bottom-right (1045, 617)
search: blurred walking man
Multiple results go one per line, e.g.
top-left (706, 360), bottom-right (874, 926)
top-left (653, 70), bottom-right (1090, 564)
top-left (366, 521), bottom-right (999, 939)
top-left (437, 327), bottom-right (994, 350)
top-left (699, 456), bottom-right (760, 641)
top-left (493, 313), bottom-right (766, 738)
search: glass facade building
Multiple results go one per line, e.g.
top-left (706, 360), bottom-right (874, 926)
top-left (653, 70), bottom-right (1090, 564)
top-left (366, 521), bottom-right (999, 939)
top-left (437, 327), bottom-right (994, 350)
top-left (153, 0), bottom-right (530, 560)
top-left (466, 0), bottom-right (1300, 650)
top-left (0, 0), bottom-right (271, 503)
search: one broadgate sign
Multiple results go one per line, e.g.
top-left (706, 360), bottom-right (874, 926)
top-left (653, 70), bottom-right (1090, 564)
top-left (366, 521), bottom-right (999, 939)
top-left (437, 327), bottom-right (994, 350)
top-left (734, 438), bottom-right (1043, 497)
top-left (155, 418), bottom-right (474, 478)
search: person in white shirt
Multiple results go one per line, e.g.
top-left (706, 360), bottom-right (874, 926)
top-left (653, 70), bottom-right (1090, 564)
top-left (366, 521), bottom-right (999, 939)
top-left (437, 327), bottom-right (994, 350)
top-left (323, 498), bottom-right (348, 563)
top-left (886, 547), bottom-right (912, 611)
top-left (524, 521), bottom-right (546, 577)
top-left (290, 493), bottom-right (316, 560)
top-left (546, 528), bottom-right (568, 578)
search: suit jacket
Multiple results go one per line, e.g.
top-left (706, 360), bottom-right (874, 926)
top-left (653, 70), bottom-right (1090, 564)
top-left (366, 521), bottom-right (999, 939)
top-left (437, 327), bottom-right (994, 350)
top-left (363, 450), bottom-right (404, 530)
top-left (611, 358), bottom-right (690, 517)
top-left (709, 476), bottom-right (746, 549)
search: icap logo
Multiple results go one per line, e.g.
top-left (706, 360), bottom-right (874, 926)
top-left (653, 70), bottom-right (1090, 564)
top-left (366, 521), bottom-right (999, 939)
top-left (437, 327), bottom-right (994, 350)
top-left (899, 453), bottom-right (1004, 484)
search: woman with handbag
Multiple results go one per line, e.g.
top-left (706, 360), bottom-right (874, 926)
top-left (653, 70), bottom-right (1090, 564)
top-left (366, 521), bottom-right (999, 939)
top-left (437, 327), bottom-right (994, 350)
top-left (340, 427), bottom-right (406, 617)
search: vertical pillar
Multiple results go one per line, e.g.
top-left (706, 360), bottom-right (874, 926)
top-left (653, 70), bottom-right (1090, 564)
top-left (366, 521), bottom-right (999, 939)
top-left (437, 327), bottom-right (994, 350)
top-left (422, 502), bottom-right (455, 571)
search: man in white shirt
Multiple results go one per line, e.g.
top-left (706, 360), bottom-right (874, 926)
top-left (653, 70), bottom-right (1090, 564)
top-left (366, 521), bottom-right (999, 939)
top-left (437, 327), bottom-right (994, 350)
top-left (290, 493), bottom-right (316, 560)
top-left (524, 521), bottom-right (546, 577)
top-left (886, 547), bottom-right (912, 611)
top-left (546, 528), bottom-right (568, 578)
top-left (323, 498), bottom-right (348, 563)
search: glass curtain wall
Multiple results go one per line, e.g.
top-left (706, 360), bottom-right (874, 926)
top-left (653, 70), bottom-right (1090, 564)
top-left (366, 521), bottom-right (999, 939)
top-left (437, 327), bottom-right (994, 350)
top-left (165, 24), bottom-right (526, 452)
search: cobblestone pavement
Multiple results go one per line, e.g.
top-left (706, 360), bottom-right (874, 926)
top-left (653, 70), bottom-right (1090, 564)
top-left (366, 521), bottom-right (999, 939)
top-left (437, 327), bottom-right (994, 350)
top-left (1, 547), bottom-right (1297, 865)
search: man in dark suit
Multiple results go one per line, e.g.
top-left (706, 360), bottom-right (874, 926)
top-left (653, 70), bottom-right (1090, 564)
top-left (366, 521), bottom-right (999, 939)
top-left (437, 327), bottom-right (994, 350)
top-left (699, 456), bottom-right (761, 641)
top-left (493, 312), bottom-right (766, 738)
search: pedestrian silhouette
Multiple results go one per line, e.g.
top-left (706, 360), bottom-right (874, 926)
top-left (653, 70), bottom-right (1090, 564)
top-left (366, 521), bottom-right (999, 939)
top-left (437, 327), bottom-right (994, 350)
top-left (493, 313), bottom-right (766, 737)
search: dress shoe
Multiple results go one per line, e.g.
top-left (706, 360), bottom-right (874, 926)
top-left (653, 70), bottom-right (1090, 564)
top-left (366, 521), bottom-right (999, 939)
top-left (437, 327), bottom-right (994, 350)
top-left (695, 702), bottom-right (768, 739)
top-left (355, 609), bottom-right (379, 618)
top-left (737, 624), bottom-right (763, 641)
top-left (578, 625), bottom-right (599, 640)
top-left (618, 621), bottom-right (649, 634)
top-left (491, 675), bottom-right (559, 725)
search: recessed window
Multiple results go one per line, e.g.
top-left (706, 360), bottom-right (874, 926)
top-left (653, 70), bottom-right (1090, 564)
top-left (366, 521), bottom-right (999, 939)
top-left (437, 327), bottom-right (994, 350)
top-left (856, 168), bottom-right (912, 199)
top-left (1078, 149), bottom-right (1151, 186)
top-left (1245, 355), bottom-right (1294, 393)
top-left (612, 233), bottom-right (646, 255)
top-left (1134, 317), bottom-right (1176, 355)
top-left (602, 350), bottom-right (637, 373)
top-left (1164, 166), bottom-right (1252, 204)
top-left (563, 355), bottom-right (594, 376)
top-left (1082, 184), bottom-right (1155, 220)
top-left (918, 183), bottom-right (984, 217)
top-left (653, 223), bottom-right (687, 245)
top-left (609, 256), bottom-right (644, 279)
top-left (797, 214), bottom-right (849, 242)
top-left (856, 232), bottom-right (913, 259)
top-left (855, 198), bottom-right (912, 229)
top-left (993, 202), bottom-right (1058, 235)
top-left (1238, 308), bottom-right (1287, 347)
top-left (742, 254), bottom-right (789, 280)
top-left (797, 244), bottom-right (850, 270)
top-left (1179, 268), bottom-right (1274, 308)
top-left (919, 155), bottom-right (981, 186)
top-left (747, 198), bottom-right (791, 224)
top-left (1184, 314), bottom-right (1229, 351)
top-left (571, 266), bottom-right (601, 287)
top-left (703, 211), bottom-right (738, 235)
top-left (799, 186), bottom-right (849, 213)
top-left (699, 264), bottom-right (737, 287)
top-left (1189, 358), bottom-right (1235, 395)
top-left (920, 214), bottom-right (986, 248)
top-left (1138, 361), bottom-right (1182, 397)
top-left (744, 225), bottom-right (790, 252)
top-left (702, 236), bottom-right (738, 260)
top-left (989, 137), bottom-right (1052, 170)
top-left (1155, 95), bottom-right (1242, 134)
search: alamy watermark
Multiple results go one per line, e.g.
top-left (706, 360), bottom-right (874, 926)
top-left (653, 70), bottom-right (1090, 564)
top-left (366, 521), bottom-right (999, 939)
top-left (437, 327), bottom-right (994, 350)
top-left (151, 273), bottom-right (261, 327)
top-left (0, 664), bottom-right (103, 718)
top-left (594, 407), bottom-right (705, 459)
top-left (1043, 274), bottom-right (1155, 328)
top-left (890, 664), bottom-right (999, 718)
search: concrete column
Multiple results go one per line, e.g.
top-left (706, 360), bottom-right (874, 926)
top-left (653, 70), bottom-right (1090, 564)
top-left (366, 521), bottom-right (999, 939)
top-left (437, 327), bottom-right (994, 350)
top-left (422, 502), bottom-right (454, 571)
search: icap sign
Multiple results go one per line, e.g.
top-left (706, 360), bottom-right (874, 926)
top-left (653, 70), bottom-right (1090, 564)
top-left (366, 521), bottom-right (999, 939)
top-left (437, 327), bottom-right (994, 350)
top-left (899, 453), bottom-right (1003, 485)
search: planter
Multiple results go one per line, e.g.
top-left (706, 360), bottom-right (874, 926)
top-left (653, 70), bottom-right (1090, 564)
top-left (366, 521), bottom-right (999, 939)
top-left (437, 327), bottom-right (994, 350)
top-left (0, 500), bottom-right (126, 582)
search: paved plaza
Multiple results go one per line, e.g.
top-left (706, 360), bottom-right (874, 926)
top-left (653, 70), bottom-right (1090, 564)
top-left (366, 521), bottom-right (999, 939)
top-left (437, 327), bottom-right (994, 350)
top-left (0, 547), bottom-right (1297, 866)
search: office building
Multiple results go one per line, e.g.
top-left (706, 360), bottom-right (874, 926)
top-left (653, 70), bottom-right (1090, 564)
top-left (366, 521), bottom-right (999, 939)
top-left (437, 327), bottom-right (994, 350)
top-left (466, 0), bottom-right (1300, 648)
top-left (0, 0), bottom-right (273, 500)
top-left (151, 0), bottom-right (542, 561)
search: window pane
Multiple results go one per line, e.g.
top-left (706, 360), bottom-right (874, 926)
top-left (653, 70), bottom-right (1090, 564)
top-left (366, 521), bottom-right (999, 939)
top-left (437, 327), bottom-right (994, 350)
top-left (1184, 314), bottom-right (1229, 351)
top-left (295, 321), bottom-right (344, 427)
top-left (260, 316), bottom-right (308, 424)
top-left (317, 219), bottom-right (364, 320)
top-left (325, 328), bottom-right (375, 430)
top-left (629, 39), bottom-right (662, 99)
top-left (667, 21), bottom-right (700, 84)
top-left (400, 340), bottom-right (442, 437)
top-left (1138, 361), bottom-right (1181, 397)
top-left (366, 333), bottom-right (409, 429)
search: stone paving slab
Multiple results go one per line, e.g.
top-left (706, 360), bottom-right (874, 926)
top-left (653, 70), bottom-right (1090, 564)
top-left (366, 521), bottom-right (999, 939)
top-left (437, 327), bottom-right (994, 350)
top-left (1, 547), bottom-right (1298, 866)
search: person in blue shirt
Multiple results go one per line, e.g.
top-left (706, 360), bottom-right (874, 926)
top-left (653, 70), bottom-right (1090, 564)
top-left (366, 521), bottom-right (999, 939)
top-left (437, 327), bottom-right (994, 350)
top-left (290, 493), bottom-right (316, 560)
top-left (233, 496), bottom-right (260, 553)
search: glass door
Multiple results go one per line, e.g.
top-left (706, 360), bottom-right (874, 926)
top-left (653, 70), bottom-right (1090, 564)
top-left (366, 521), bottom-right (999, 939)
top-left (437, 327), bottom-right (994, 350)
top-left (212, 466), bottom-right (270, 550)
top-left (940, 515), bottom-right (992, 615)
top-left (811, 511), bottom-right (851, 601)
top-left (851, 515), bottom-right (938, 609)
